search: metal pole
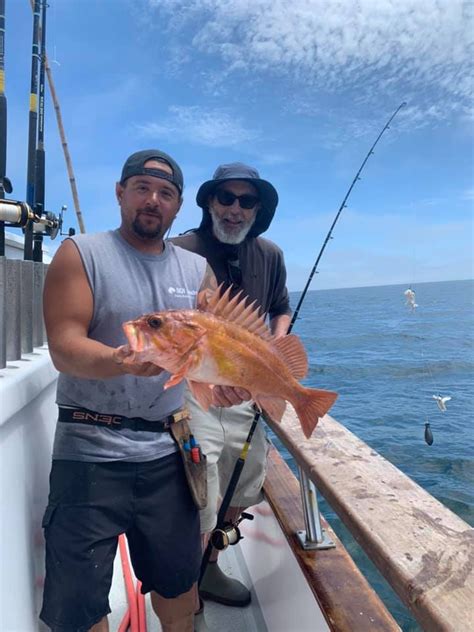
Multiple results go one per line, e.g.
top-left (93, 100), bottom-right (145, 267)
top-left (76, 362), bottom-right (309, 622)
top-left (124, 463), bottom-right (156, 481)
top-left (0, 0), bottom-right (11, 258)
top-left (0, 0), bottom-right (7, 368)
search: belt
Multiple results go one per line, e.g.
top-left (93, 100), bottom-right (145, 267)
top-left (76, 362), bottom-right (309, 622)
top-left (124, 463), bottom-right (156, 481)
top-left (58, 406), bottom-right (189, 433)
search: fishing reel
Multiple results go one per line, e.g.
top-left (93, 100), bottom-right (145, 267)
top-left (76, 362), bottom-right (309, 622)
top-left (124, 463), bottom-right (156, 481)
top-left (0, 199), bottom-right (74, 239)
top-left (210, 512), bottom-right (254, 551)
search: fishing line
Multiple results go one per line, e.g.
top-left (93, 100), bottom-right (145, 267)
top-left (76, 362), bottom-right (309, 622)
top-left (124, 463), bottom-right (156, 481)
top-left (199, 102), bottom-right (407, 584)
top-left (403, 212), bottom-right (452, 446)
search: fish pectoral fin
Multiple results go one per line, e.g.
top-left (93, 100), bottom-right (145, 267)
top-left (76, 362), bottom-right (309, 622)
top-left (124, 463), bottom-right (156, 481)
top-left (187, 380), bottom-right (214, 411)
top-left (255, 395), bottom-right (287, 423)
top-left (163, 355), bottom-right (195, 390)
top-left (271, 334), bottom-right (308, 380)
top-left (164, 372), bottom-right (186, 389)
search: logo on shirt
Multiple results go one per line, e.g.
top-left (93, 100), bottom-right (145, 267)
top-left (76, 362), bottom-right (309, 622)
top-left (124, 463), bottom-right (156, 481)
top-left (168, 286), bottom-right (198, 298)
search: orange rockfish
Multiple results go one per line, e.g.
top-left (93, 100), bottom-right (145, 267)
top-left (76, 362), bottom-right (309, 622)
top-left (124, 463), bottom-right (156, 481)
top-left (123, 287), bottom-right (337, 438)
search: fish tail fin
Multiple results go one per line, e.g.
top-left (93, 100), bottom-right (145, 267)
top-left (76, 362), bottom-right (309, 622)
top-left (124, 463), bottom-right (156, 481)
top-left (293, 387), bottom-right (338, 439)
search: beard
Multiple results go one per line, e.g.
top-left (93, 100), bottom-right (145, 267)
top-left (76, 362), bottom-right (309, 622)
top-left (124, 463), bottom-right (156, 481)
top-left (132, 209), bottom-right (163, 239)
top-left (209, 208), bottom-right (256, 245)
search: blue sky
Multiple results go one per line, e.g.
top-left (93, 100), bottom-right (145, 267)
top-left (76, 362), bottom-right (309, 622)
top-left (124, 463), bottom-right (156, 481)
top-left (6, 0), bottom-right (473, 290)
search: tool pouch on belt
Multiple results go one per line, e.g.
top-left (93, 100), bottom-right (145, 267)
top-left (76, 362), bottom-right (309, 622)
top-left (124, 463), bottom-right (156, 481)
top-left (169, 410), bottom-right (207, 510)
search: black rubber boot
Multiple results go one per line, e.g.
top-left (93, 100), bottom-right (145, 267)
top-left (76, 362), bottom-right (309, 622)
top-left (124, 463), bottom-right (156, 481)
top-left (199, 561), bottom-right (251, 607)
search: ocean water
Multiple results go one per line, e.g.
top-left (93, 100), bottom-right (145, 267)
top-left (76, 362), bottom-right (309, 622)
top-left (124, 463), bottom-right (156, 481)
top-left (268, 279), bottom-right (473, 631)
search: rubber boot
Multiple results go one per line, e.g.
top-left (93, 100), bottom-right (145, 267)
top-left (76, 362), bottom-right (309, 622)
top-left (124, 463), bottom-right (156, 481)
top-left (199, 561), bottom-right (251, 607)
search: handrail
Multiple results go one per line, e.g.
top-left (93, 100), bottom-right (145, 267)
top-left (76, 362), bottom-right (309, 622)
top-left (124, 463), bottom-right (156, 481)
top-left (265, 407), bottom-right (474, 631)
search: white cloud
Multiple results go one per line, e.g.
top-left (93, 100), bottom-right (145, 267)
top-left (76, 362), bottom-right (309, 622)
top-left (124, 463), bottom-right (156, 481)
top-left (135, 105), bottom-right (258, 147)
top-left (146, 0), bottom-right (473, 124)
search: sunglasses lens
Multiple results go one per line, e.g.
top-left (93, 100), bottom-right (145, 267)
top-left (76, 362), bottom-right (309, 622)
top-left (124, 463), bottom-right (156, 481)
top-left (239, 195), bottom-right (258, 209)
top-left (215, 190), bottom-right (259, 209)
top-left (216, 190), bottom-right (236, 206)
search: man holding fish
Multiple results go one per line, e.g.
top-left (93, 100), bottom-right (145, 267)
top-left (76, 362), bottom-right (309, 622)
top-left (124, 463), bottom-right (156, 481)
top-left (170, 163), bottom-right (337, 620)
top-left (40, 149), bottom-right (221, 632)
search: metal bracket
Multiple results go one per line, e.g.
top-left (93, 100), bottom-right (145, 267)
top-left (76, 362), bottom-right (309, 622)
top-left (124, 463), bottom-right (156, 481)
top-left (296, 528), bottom-right (336, 551)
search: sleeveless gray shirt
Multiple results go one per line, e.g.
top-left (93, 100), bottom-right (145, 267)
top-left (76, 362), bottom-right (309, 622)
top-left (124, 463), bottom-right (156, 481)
top-left (53, 230), bottom-right (207, 462)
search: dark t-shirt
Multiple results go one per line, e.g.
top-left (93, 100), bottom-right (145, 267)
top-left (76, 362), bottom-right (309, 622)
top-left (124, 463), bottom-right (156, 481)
top-left (170, 228), bottom-right (291, 320)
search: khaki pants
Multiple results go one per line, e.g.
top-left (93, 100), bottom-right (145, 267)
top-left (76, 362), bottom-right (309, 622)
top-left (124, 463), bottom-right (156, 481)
top-left (185, 391), bottom-right (270, 533)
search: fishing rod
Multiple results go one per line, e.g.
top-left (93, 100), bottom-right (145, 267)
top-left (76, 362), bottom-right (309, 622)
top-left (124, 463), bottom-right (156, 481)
top-left (0, 0), bottom-right (12, 257)
top-left (32, 0), bottom-right (46, 262)
top-left (28, 0), bottom-right (86, 234)
top-left (0, 1), bottom-right (70, 245)
top-left (23, 0), bottom-right (41, 261)
top-left (199, 101), bottom-right (407, 585)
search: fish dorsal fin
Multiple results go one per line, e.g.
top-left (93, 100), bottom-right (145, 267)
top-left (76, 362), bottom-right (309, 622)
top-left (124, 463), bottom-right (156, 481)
top-left (206, 284), bottom-right (272, 340)
top-left (271, 334), bottom-right (308, 380)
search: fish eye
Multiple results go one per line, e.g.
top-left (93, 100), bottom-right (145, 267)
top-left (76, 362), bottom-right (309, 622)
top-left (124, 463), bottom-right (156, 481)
top-left (147, 316), bottom-right (162, 329)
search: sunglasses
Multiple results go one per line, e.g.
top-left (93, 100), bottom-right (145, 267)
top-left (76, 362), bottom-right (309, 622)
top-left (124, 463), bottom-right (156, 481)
top-left (215, 189), bottom-right (259, 210)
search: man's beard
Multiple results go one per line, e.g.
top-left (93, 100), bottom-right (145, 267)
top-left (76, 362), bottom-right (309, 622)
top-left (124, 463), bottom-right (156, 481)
top-left (132, 210), bottom-right (163, 239)
top-left (209, 208), bottom-right (256, 245)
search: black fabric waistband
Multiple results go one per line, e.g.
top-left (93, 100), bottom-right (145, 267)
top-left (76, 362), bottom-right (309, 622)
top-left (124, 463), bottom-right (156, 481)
top-left (58, 406), bottom-right (188, 433)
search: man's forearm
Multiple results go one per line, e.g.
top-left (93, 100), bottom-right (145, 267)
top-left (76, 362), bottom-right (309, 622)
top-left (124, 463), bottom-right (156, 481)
top-left (48, 336), bottom-right (125, 379)
top-left (270, 313), bottom-right (291, 338)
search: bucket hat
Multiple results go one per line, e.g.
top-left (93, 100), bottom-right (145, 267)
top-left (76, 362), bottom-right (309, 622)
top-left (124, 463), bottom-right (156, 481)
top-left (196, 163), bottom-right (278, 236)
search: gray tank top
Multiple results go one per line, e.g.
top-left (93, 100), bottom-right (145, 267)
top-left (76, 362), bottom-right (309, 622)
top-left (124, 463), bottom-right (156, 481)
top-left (53, 230), bottom-right (207, 462)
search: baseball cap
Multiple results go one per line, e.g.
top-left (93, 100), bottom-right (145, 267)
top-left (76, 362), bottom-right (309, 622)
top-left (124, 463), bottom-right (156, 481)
top-left (120, 149), bottom-right (184, 194)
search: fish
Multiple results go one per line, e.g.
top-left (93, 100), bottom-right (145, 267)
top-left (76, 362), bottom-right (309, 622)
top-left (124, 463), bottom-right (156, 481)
top-left (122, 286), bottom-right (338, 438)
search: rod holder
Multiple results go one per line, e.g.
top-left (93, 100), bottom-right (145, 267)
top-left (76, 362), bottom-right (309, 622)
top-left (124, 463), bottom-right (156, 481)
top-left (297, 465), bottom-right (335, 551)
top-left (33, 261), bottom-right (44, 347)
top-left (5, 258), bottom-right (21, 361)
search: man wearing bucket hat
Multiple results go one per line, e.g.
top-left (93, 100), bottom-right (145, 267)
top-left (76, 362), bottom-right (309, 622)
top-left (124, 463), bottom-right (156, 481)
top-left (172, 163), bottom-right (292, 613)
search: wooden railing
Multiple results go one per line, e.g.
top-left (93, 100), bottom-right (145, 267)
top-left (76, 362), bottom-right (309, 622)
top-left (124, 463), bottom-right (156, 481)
top-left (265, 407), bottom-right (474, 631)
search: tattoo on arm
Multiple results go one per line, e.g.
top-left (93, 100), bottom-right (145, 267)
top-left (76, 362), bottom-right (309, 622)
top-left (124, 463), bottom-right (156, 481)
top-left (197, 264), bottom-right (218, 309)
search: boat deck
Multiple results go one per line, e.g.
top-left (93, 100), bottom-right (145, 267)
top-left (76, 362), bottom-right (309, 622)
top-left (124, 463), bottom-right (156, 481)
top-left (109, 543), bottom-right (267, 631)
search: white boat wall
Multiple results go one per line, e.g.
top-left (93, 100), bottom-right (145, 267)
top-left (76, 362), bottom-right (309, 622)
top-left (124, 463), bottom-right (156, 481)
top-left (0, 241), bottom-right (472, 631)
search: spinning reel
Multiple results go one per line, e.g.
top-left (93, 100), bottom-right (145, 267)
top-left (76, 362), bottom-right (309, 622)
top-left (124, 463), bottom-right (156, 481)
top-left (210, 512), bottom-right (254, 551)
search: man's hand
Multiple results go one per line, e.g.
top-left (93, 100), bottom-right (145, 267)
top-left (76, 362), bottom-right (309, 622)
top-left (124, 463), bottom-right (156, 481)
top-left (211, 385), bottom-right (251, 407)
top-left (112, 345), bottom-right (164, 377)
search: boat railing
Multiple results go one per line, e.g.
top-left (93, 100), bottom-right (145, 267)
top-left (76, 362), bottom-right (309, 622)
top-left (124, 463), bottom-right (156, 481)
top-left (0, 252), bottom-right (49, 369)
top-left (265, 406), bottom-right (473, 632)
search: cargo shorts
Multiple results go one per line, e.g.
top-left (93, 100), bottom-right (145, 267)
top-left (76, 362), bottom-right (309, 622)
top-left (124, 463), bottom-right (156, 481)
top-left (39, 452), bottom-right (200, 632)
top-left (185, 391), bottom-right (270, 533)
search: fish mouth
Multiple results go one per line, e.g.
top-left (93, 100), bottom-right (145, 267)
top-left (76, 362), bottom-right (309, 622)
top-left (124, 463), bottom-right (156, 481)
top-left (123, 322), bottom-right (148, 352)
